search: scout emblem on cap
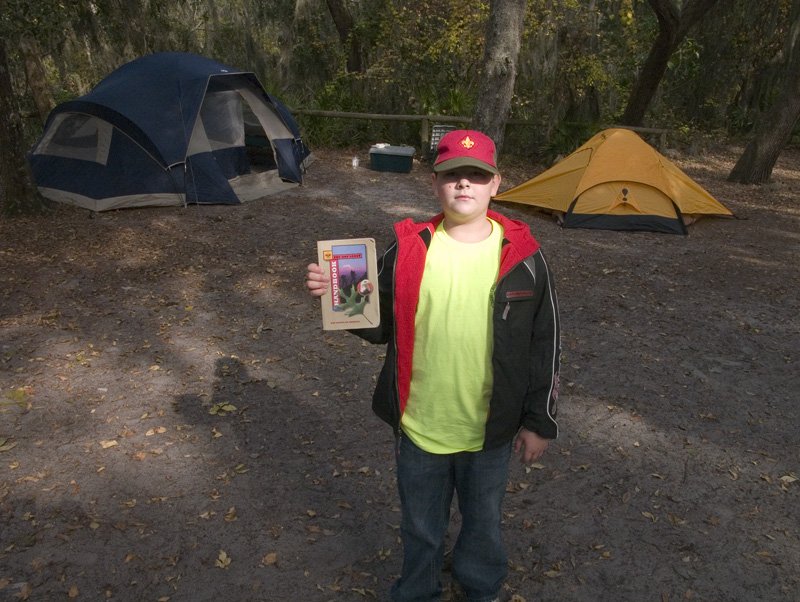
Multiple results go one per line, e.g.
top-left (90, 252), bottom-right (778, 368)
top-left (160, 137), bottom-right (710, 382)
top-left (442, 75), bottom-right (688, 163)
top-left (460, 136), bottom-right (476, 149)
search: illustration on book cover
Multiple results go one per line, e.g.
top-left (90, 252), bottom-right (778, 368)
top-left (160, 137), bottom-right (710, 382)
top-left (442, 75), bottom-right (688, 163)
top-left (317, 238), bottom-right (380, 330)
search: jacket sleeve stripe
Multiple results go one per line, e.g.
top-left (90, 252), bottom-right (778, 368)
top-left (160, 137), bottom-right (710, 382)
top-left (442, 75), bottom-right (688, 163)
top-left (539, 250), bottom-right (561, 435)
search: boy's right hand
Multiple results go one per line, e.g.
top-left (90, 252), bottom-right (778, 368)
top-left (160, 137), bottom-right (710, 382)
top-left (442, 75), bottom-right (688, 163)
top-left (306, 263), bottom-right (329, 298)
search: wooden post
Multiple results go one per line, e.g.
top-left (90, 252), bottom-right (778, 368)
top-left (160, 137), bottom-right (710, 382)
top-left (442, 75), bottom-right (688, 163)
top-left (420, 117), bottom-right (429, 151)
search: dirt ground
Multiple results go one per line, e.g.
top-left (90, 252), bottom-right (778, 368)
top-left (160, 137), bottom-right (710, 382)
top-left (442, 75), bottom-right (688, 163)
top-left (1, 145), bottom-right (798, 602)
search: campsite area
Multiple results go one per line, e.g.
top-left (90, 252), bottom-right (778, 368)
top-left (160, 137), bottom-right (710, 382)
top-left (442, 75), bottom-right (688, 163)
top-left (0, 145), bottom-right (798, 602)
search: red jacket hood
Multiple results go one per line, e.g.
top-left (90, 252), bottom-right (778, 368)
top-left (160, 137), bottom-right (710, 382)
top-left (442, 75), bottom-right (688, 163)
top-left (392, 210), bottom-right (540, 278)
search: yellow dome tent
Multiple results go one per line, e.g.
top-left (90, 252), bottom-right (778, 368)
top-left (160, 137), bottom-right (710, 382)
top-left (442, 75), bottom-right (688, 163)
top-left (494, 128), bottom-right (732, 235)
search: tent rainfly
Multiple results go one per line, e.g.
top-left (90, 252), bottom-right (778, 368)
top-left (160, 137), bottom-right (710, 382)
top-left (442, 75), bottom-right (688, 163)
top-left (28, 52), bottom-right (313, 211)
top-left (494, 128), bottom-right (732, 235)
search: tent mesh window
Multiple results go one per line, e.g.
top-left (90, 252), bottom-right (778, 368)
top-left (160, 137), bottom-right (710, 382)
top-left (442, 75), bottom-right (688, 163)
top-left (33, 113), bottom-right (113, 165)
top-left (201, 90), bottom-right (245, 151)
top-left (188, 90), bottom-right (245, 156)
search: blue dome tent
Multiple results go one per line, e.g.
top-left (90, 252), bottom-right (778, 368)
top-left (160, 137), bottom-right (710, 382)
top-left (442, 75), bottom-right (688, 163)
top-left (29, 52), bottom-right (312, 211)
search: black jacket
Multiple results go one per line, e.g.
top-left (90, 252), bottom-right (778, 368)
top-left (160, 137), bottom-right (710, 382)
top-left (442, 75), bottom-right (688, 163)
top-left (352, 210), bottom-right (560, 449)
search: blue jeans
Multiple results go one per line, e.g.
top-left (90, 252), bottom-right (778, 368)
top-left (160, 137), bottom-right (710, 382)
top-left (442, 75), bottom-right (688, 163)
top-left (391, 434), bottom-right (512, 602)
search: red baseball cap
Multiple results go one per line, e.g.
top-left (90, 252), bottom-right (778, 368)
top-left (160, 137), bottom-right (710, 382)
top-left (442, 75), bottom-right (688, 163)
top-left (433, 129), bottom-right (499, 175)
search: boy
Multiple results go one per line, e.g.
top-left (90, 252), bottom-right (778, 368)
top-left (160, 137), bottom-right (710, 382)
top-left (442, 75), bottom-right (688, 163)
top-left (306, 130), bottom-right (560, 602)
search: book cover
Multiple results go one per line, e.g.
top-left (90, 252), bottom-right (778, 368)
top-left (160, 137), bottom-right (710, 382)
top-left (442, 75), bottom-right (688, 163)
top-left (316, 238), bottom-right (380, 330)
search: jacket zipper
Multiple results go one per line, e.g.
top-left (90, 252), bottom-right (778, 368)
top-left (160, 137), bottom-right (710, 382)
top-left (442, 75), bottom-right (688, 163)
top-left (391, 232), bottom-right (402, 436)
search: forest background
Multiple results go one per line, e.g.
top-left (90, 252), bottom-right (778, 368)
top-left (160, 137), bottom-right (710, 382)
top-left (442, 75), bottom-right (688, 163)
top-left (2, 0), bottom-right (800, 199)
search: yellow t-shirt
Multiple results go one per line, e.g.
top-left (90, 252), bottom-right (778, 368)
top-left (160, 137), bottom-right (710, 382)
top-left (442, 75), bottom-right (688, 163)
top-left (401, 219), bottom-right (503, 453)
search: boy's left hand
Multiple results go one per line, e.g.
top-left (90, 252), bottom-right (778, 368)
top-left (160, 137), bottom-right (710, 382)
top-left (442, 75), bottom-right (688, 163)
top-left (514, 428), bottom-right (549, 463)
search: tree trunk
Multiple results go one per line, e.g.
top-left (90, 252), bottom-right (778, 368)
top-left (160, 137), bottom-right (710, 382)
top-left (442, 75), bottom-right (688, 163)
top-left (324, 0), bottom-right (364, 73)
top-left (472, 0), bottom-right (527, 153)
top-left (729, 0), bottom-right (800, 183)
top-left (19, 36), bottom-right (55, 124)
top-left (0, 37), bottom-right (48, 217)
top-left (620, 0), bottom-right (721, 126)
top-left (204, 0), bottom-right (221, 55)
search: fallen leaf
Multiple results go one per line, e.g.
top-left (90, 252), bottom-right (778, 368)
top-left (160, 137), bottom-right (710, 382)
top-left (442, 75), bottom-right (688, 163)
top-left (69, 585), bottom-right (79, 598)
top-left (209, 403), bottom-right (236, 416)
top-left (99, 440), bottom-right (118, 449)
top-left (260, 552), bottom-right (278, 566)
top-left (2, 389), bottom-right (29, 405)
top-left (214, 550), bottom-right (231, 569)
top-left (0, 438), bottom-right (18, 452)
top-left (351, 587), bottom-right (377, 596)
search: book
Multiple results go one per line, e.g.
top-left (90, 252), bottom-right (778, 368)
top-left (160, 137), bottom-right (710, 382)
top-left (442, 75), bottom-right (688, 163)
top-left (316, 238), bottom-right (380, 330)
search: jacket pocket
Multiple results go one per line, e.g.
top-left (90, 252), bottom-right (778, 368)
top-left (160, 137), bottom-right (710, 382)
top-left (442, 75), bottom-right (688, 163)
top-left (496, 289), bottom-right (534, 320)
